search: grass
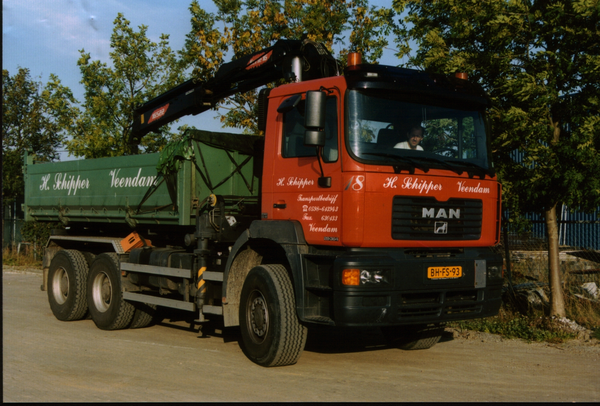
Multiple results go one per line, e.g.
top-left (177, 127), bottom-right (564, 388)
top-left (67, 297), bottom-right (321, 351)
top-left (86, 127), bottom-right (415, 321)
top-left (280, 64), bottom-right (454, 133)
top-left (2, 247), bottom-right (42, 268)
top-left (452, 307), bottom-right (579, 344)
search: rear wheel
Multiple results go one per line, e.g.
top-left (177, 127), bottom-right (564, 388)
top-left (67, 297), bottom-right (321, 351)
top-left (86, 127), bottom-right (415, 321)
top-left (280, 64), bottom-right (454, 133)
top-left (382, 324), bottom-right (445, 350)
top-left (239, 264), bottom-right (307, 367)
top-left (130, 303), bottom-right (157, 329)
top-left (87, 253), bottom-right (134, 330)
top-left (47, 250), bottom-right (89, 321)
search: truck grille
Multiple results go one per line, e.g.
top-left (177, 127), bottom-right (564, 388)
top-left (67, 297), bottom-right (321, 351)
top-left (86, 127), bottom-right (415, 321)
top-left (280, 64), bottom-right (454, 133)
top-left (392, 196), bottom-right (482, 240)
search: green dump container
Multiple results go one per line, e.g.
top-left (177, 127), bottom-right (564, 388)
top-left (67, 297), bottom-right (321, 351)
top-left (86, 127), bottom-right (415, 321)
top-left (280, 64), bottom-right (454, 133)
top-left (24, 130), bottom-right (262, 227)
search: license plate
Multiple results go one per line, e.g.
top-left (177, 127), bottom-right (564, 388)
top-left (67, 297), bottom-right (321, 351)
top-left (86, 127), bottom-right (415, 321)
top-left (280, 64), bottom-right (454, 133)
top-left (427, 266), bottom-right (462, 279)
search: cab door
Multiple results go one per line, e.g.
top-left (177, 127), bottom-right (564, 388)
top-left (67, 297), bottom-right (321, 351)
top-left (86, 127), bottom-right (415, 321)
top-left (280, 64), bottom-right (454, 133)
top-left (267, 90), bottom-right (343, 246)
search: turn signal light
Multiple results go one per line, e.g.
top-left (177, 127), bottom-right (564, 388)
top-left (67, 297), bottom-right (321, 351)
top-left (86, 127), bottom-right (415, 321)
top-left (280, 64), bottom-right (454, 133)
top-left (342, 269), bottom-right (360, 286)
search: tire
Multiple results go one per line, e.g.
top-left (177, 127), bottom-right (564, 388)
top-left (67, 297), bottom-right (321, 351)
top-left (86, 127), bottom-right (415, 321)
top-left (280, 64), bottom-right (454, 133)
top-left (87, 253), bottom-right (135, 330)
top-left (239, 264), bottom-right (307, 367)
top-left (382, 324), bottom-right (444, 350)
top-left (81, 251), bottom-right (96, 268)
top-left (80, 252), bottom-right (96, 319)
top-left (129, 303), bottom-right (157, 329)
top-left (47, 250), bottom-right (89, 321)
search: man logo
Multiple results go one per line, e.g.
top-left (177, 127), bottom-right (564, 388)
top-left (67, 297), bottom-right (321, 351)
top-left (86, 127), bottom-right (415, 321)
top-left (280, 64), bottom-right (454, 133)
top-left (422, 208), bottom-right (460, 219)
top-left (435, 222), bottom-right (448, 234)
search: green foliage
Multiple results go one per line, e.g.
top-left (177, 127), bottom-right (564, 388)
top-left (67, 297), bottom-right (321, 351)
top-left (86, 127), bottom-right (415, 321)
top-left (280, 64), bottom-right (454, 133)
top-left (20, 221), bottom-right (63, 258)
top-left (392, 0), bottom-right (600, 216)
top-left (392, 0), bottom-right (600, 317)
top-left (65, 13), bottom-right (185, 158)
top-left (181, 0), bottom-right (392, 133)
top-left (2, 68), bottom-right (76, 203)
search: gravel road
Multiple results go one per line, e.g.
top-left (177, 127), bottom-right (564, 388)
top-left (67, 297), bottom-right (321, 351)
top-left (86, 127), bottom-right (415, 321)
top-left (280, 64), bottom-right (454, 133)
top-left (3, 265), bottom-right (599, 402)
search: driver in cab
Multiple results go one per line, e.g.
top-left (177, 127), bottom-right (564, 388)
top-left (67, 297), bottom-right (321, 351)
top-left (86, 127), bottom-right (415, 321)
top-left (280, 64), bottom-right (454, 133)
top-left (394, 125), bottom-right (424, 151)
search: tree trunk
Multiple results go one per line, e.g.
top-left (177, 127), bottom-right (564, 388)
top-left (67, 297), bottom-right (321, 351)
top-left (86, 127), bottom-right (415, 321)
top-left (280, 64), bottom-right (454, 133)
top-left (545, 204), bottom-right (566, 317)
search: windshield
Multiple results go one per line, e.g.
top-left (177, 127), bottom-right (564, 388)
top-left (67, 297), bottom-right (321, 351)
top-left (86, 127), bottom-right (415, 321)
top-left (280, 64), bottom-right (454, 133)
top-left (346, 90), bottom-right (492, 175)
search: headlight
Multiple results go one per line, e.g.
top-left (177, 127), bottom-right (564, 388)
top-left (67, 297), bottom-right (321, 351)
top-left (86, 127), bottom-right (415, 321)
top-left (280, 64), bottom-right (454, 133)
top-left (342, 268), bottom-right (390, 286)
top-left (360, 269), bottom-right (388, 284)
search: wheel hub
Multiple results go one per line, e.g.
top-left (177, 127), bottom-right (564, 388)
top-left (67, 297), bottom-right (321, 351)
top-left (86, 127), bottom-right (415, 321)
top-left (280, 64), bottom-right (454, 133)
top-left (59, 270), bottom-right (69, 298)
top-left (101, 279), bottom-right (111, 304)
top-left (52, 267), bottom-right (69, 304)
top-left (92, 272), bottom-right (112, 313)
top-left (250, 294), bottom-right (268, 338)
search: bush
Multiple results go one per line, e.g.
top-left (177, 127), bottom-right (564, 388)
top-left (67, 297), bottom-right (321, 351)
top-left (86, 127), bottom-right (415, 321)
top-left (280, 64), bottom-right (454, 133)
top-left (20, 221), bottom-right (62, 258)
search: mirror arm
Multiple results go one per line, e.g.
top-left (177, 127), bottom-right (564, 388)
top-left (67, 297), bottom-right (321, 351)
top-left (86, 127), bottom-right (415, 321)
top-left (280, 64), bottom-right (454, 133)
top-left (315, 146), bottom-right (331, 188)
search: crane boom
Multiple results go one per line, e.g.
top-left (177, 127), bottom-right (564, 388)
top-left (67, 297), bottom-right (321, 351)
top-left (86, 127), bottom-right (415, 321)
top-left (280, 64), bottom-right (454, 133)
top-left (131, 39), bottom-right (338, 142)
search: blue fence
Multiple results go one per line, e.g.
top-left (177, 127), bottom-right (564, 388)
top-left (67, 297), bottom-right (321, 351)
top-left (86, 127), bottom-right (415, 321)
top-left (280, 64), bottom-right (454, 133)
top-left (508, 206), bottom-right (600, 250)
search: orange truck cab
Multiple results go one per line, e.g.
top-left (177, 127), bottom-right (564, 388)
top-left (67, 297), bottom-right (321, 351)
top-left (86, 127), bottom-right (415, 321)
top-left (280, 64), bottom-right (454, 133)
top-left (252, 61), bottom-right (503, 330)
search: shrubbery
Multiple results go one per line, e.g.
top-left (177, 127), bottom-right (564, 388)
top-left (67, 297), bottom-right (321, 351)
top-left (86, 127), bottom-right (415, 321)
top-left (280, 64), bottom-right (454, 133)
top-left (19, 221), bottom-right (62, 258)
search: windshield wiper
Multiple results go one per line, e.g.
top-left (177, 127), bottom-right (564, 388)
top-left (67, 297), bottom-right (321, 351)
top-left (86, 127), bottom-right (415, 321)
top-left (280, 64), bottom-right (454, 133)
top-left (363, 152), bottom-right (430, 174)
top-left (408, 156), bottom-right (465, 176)
top-left (446, 160), bottom-right (492, 179)
top-left (412, 155), bottom-right (491, 179)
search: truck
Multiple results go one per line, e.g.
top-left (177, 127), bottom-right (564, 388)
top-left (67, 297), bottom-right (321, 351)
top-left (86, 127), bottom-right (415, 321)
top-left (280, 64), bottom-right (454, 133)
top-left (24, 39), bottom-right (504, 367)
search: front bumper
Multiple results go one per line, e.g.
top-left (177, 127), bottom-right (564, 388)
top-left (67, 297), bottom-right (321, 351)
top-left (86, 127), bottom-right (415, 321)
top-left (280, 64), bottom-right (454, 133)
top-left (330, 247), bottom-right (503, 327)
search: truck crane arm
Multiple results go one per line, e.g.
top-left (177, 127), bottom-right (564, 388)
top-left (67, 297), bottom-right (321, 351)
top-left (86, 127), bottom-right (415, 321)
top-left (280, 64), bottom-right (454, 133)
top-left (131, 39), bottom-right (339, 142)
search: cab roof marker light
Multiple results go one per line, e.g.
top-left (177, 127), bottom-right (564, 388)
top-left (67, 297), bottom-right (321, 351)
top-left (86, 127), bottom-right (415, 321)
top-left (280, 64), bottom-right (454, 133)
top-left (348, 52), bottom-right (362, 67)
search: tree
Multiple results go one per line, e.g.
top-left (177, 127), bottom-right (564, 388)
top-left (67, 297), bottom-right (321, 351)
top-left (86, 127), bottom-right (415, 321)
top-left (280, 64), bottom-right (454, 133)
top-left (391, 0), bottom-right (600, 316)
top-left (2, 68), bottom-right (76, 205)
top-left (65, 13), bottom-right (184, 158)
top-left (180, 0), bottom-right (392, 133)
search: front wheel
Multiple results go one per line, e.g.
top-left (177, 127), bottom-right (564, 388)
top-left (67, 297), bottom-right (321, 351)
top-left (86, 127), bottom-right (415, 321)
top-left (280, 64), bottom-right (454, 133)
top-left (87, 253), bottom-right (134, 330)
top-left (239, 264), bottom-right (307, 367)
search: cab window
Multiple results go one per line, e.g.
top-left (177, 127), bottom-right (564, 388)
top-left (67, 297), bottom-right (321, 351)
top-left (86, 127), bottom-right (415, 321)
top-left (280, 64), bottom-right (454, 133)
top-left (282, 97), bottom-right (338, 162)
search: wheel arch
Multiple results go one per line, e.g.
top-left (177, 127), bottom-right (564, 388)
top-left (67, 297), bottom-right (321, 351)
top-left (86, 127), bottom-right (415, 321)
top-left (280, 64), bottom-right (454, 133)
top-left (222, 220), bottom-right (308, 327)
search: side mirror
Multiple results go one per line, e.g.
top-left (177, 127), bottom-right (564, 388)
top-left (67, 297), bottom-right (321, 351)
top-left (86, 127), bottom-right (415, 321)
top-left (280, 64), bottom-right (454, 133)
top-left (304, 130), bottom-right (325, 147)
top-left (304, 90), bottom-right (326, 129)
top-left (303, 90), bottom-right (331, 188)
top-left (304, 90), bottom-right (326, 146)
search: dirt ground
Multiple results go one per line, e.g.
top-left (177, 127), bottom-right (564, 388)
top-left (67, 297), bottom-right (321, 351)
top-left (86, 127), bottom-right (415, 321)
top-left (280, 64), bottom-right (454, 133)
top-left (3, 265), bottom-right (600, 402)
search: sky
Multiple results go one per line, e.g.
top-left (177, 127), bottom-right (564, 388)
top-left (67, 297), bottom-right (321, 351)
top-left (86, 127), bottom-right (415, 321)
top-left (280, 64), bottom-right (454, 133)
top-left (3, 0), bottom-right (401, 159)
